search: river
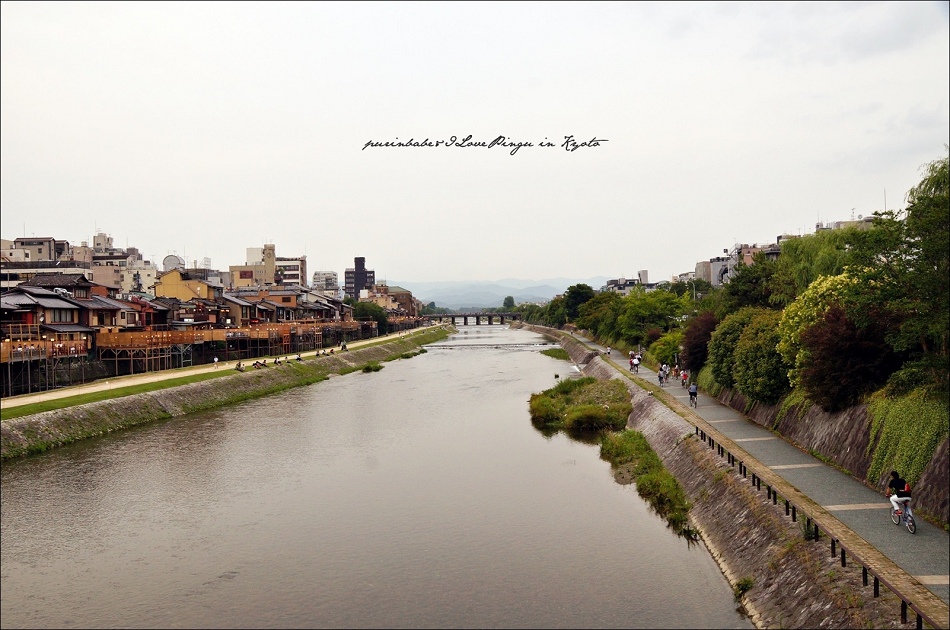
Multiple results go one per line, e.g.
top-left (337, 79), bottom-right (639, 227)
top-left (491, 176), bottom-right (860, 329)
top-left (1, 325), bottom-right (752, 629)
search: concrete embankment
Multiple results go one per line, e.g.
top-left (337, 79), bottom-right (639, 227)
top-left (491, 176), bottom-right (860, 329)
top-left (523, 324), bottom-right (916, 629)
top-left (1, 331), bottom-right (447, 460)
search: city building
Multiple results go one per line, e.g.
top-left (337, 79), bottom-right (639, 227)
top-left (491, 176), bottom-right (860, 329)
top-left (229, 244), bottom-right (308, 289)
top-left (344, 257), bottom-right (375, 301)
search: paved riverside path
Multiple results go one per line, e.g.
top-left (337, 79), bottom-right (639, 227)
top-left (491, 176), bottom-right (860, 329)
top-left (578, 336), bottom-right (949, 609)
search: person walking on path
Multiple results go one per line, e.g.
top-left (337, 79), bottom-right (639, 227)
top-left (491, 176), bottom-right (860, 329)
top-left (213, 356), bottom-right (219, 369)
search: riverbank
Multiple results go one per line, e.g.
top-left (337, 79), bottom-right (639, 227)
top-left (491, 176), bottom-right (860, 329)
top-left (1, 327), bottom-right (451, 460)
top-left (518, 323), bottom-right (919, 629)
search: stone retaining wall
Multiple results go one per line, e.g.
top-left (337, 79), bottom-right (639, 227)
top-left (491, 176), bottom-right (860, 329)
top-left (713, 389), bottom-right (949, 527)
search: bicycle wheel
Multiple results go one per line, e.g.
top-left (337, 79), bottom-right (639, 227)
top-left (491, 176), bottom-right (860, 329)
top-left (891, 508), bottom-right (901, 525)
top-left (906, 515), bottom-right (917, 534)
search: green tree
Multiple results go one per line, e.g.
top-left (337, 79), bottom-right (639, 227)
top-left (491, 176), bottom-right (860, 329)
top-left (503, 295), bottom-right (515, 309)
top-left (649, 330), bottom-right (685, 366)
top-left (776, 273), bottom-right (863, 389)
top-left (575, 291), bottom-right (624, 343)
top-left (707, 307), bottom-right (761, 389)
top-left (732, 309), bottom-right (790, 405)
top-left (564, 284), bottom-right (595, 321)
top-left (770, 228), bottom-right (867, 306)
top-left (617, 287), bottom-right (687, 348)
top-left (720, 252), bottom-right (779, 315)
top-left (353, 302), bottom-right (388, 333)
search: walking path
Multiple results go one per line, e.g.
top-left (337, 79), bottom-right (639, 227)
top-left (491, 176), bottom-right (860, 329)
top-left (580, 337), bottom-right (949, 610)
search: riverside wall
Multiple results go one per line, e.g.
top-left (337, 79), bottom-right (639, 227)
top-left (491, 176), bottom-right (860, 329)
top-left (523, 324), bottom-right (918, 628)
top-left (713, 389), bottom-right (949, 527)
top-left (1, 332), bottom-right (446, 460)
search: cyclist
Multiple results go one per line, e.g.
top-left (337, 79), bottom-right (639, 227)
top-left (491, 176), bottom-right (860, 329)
top-left (681, 370), bottom-right (689, 387)
top-left (688, 382), bottom-right (698, 407)
top-left (887, 470), bottom-right (912, 514)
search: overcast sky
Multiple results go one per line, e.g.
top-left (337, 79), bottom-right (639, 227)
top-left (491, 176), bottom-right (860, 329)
top-left (2, 1), bottom-right (948, 285)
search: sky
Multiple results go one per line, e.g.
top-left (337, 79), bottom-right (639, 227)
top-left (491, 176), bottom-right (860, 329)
top-left (2, 1), bottom-right (948, 285)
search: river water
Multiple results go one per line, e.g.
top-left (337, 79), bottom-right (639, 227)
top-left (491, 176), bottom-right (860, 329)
top-left (1, 325), bottom-right (751, 629)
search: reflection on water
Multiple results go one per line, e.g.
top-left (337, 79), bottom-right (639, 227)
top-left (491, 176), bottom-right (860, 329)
top-left (1, 325), bottom-right (751, 629)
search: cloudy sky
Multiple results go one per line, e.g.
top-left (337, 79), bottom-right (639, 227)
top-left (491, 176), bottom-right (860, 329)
top-left (2, 1), bottom-right (948, 285)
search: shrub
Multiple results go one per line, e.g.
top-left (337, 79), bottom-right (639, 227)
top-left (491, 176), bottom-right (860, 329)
top-left (649, 330), bottom-right (684, 366)
top-left (733, 310), bottom-right (791, 405)
top-left (707, 307), bottom-right (761, 389)
top-left (798, 306), bottom-right (902, 411)
top-left (681, 311), bottom-right (718, 373)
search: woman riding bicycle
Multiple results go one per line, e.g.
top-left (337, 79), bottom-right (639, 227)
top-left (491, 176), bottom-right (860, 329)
top-left (887, 470), bottom-right (912, 514)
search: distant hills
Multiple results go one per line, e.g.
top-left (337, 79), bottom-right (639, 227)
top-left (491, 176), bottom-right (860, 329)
top-left (390, 277), bottom-right (610, 310)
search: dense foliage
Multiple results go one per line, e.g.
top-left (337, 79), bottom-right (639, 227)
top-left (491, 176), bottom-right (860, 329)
top-left (732, 310), bottom-right (790, 405)
top-left (707, 308), bottom-right (761, 390)
top-left (516, 149), bottom-right (947, 425)
top-left (680, 311), bottom-right (717, 373)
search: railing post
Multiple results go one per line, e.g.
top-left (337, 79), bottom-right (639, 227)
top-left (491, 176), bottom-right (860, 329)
top-left (863, 566), bottom-right (868, 586)
top-left (874, 576), bottom-right (879, 598)
top-left (831, 539), bottom-right (836, 556)
top-left (901, 601), bottom-right (908, 624)
top-left (840, 548), bottom-right (846, 567)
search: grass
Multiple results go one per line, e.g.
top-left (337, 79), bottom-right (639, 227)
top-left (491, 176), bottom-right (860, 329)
top-left (540, 348), bottom-right (571, 361)
top-left (1, 370), bottom-right (232, 420)
top-left (599, 429), bottom-right (695, 539)
top-left (528, 377), bottom-right (632, 432)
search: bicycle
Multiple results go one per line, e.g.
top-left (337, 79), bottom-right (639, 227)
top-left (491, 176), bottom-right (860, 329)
top-left (689, 392), bottom-right (697, 408)
top-left (890, 498), bottom-right (917, 534)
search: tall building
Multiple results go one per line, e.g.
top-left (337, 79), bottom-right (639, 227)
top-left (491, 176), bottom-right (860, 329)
top-left (312, 270), bottom-right (341, 297)
top-left (344, 257), bottom-right (375, 300)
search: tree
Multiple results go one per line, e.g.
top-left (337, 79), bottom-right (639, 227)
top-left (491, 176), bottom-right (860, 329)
top-left (563, 284), bottom-right (595, 321)
top-left (681, 311), bottom-right (718, 373)
top-left (798, 306), bottom-right (903, 412)
top-left (353, 302), bottom-right (388, 333)
top-left (617, 287), bottom-right (687, 347)
top-left (776, 273), bottom-right (864, 389)
top-left (720, 251), bottom-right (779, 315)
top-left (575, 291), bottom-right (623, 342)
top-left (503, 295), bottom-right (515, 309)
top-left (669, 278), bottom-right (713, 301)
top-left (733, 310), bottom-right (790, 405)
top-left (649, 330), bottom-right (684, 366)
top-left (707, 307), bottom-right (761, 389)
top-left (770, 228), bottom-right (867, 306)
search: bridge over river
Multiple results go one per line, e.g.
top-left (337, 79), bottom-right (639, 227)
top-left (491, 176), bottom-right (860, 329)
top-left (426, 312), bottom-right (523, 326)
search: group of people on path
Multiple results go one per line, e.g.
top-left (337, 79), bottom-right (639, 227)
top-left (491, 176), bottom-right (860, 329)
top-left (627, 350), bottom-right (642, 373)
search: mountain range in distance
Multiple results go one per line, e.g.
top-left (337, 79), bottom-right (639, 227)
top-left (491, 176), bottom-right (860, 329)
top-left (389, 277), bottom-right (610, 310)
